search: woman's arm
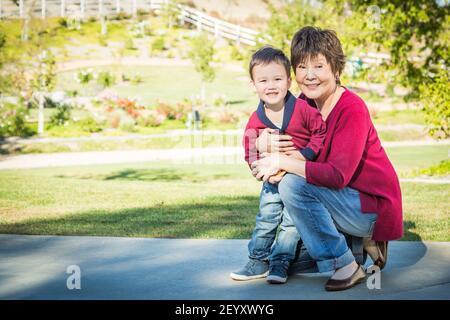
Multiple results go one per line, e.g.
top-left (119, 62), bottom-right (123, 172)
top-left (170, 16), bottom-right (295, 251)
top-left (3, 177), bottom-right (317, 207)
top-left (251, 152), bottom-right (306, 182)
top-left (306, 109), bottom-right (369, 189)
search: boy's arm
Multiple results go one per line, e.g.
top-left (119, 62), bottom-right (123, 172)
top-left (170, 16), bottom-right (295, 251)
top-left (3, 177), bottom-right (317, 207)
top-left (299, 106), bottom-right (327, 161)
top-left (243, 115), bottom-right (259, 169)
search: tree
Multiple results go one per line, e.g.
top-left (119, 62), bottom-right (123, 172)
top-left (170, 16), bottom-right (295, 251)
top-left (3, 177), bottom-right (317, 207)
top-left (188, 33), bottom-right (216, 105)
top-left (350, 0), bottom-right (450, 138)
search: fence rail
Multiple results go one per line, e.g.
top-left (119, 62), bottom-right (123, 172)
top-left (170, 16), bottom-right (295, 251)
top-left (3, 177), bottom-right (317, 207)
top-left (0, 0), bottom-right (261, 45)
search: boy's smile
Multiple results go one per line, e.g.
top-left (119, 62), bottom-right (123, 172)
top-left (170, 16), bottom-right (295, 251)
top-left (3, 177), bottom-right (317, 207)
top-left (251, 61), bottom-right (291, 110)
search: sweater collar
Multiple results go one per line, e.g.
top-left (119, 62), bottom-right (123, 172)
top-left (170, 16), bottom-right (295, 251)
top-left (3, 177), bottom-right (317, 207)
top-left (256, 91), bottom-right (296, 133)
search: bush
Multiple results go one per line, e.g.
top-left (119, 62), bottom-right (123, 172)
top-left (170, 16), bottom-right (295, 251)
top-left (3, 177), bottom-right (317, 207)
top-left (49, 103), bottom-right (71, 126)
top-left (76, 118), bottom-right (103, 133)
top-left (151, 36), bottom-right (166, 53)
top-left (230, 46), bottom-right (245, 61)
top-left (58, 17), bottom-right (68, 28)
top-left (0, 102), bottom-right (32, 138)
top-left (97, 71), bottom-right (116, 88)
top-left (419, 69), bottom-right (450, 139)
top-left (154, 100), bottom-right (189, 121)
top-left (125, 37), bottom-right (136, 50)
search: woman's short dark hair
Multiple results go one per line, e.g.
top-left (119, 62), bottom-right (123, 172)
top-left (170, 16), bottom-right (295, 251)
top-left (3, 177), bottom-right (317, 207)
top-left (249, 46), bottom-right (291, 80)
top-left (290, 26), bottom-right (346, 81)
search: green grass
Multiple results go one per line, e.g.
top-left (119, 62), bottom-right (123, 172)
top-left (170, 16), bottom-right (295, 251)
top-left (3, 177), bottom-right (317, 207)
top-left (386, 145), bottom-right (449, 177)
top-left (55, 65), bottom-right (255, 110)
top-left (372, 109), bottom-right (426, 126)
top-left (0, 161), bottom-right (448, 241)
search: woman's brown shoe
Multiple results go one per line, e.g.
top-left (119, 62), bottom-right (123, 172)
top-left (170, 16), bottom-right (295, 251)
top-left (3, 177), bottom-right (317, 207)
top-left (363, 239), bottom-right (388, 270)
top-left (325, 265), bottom-right (366, 291)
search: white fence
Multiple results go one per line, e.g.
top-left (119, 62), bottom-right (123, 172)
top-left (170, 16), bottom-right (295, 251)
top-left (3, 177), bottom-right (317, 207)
top-left (0, 0), bottom-right (260, 45)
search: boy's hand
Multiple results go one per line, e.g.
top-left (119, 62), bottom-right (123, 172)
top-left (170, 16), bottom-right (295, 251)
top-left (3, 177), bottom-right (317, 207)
top-left (268, 170), bottom-right (286, 184)
top-left (256, 128), bottom-right (296, 153)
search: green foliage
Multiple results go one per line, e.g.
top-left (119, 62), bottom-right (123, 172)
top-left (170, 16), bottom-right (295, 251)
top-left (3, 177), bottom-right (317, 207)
top-left (76, 117), bottom-right (103, 133)
top-left (188, 33), bottom-right (215, 83)
top-left (125, 37), bottom-right (136, 50)
top-left (49, 103), bottom-right (71, 127)
top-left (97, 71), bottom-right (116, 88)
top-left (416, 159), bottom-right (450, 177)
top-left (264, 0), bottom-right (320, 53)
top-left (230, 45), bottom-right (245, 61)
top-left (351, 0), bottom-right (450, 89)
top-left (419, 68), bottom-right (450, 139)
top-left (34, 50), bottom-right (57, 92)
top-left (76, 69), bottom-right (94, 85)
top-left (0, 102), bottom-right (32, 138)
top-left (151, 36), bottom-right (166, 53)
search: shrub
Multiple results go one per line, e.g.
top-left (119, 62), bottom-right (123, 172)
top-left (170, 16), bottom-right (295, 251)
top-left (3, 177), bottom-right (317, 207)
top-left (125, 37), bottom-right (136, 50)
top-left (0, 102), bottom-right (32, 137)
top-left (154, 100), bottom-right (190, 121)
top-left (419, 68), bottom-right (450, 139)
top-left (49, 103), bottom-right (71, 126)
top-left (97, 71), bottom-right (116, 88)
top-left (151, 36), bottom-right (166, 53)
top-left (76, 118), bottom-right (103, 133)
top-left (57, 17), bottom-right (68, 28)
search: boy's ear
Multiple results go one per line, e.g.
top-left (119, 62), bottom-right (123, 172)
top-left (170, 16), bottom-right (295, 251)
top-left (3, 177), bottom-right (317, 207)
top-left (287, 77), bottom-right (292, 89)
top-left (250, 80), bottom-right (257, 92)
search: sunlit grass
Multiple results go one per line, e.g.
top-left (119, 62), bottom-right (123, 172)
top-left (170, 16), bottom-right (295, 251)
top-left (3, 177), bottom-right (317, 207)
top-left (0, 157), bottom-right (448, 241)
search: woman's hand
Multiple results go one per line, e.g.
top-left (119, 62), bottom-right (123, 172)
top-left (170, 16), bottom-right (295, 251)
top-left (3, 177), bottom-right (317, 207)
top-left (251, 153), bottom-right (286, 182)
top-left (256, 128), bottom-right (296, 153)
top-left (283, 149), bottom-right (306, 161)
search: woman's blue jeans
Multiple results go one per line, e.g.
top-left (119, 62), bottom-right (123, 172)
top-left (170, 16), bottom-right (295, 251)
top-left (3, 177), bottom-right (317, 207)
top-left (247, 181), bottom-right (300, 265)
top-left (278, 174), bottom-right (378, 273)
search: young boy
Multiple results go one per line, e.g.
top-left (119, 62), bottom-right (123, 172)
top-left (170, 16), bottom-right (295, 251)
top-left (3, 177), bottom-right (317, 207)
top-left (230, 46), bottom-right (326, 284)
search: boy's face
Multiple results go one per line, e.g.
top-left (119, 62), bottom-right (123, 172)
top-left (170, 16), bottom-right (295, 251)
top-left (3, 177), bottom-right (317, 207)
top-left (251, 61), bottom-right (291, 109)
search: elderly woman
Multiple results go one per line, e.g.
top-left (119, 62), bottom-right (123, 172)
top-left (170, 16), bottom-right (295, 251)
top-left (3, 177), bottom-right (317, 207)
top-left (252, 26), bottom-right (403, 291)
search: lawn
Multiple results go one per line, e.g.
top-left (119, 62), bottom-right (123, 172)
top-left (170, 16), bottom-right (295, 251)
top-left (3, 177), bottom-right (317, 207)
top-left (55, 64), bottom-right (255, 110)
top-left (0, 145), bottom-right (448, 241)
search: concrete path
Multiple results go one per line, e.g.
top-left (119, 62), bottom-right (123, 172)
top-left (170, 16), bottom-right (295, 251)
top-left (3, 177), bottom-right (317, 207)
top-left (0, 235), bottom-right (449, 300)
top-left (0, 140), bottom-right (449, 171)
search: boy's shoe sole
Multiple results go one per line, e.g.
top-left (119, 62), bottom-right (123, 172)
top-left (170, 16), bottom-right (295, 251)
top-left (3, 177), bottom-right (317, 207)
top-left (266, 275), bottom-right (287, 284)
top-left (229, 270), bottom-right (269, 281)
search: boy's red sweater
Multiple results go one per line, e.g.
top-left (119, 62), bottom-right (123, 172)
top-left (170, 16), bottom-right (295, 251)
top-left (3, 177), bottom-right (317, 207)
top-left (243, 91), bottom-right (326, 166)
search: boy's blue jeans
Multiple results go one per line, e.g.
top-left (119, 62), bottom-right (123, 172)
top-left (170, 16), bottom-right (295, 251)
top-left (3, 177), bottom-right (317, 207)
top-left (248, 181), bottom-right (300, 265)
top-left (278, 174), bottom-right (378, 273)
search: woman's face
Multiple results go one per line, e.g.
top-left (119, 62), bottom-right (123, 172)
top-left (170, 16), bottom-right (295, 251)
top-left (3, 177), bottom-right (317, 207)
top-left (295, 54), bottom-right (337, 103)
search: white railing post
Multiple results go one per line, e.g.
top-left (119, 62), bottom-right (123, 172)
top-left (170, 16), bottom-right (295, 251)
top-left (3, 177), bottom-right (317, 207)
top-left (214, 20), bottom-right (219, 38)
top-left (133, 0), bottom-right (137, 18)
top-left (236, 25), bottom-right (241, 46)
top-left (0, 0), bottom-right (3, 20)
top-left (99, 0), bottom-right (103, 18)
top-left (197, 12), bottom-right (202, 31)
top-left (19, 0), bottom-right (24, 18)
top-left (80, 0), bottom-right (85, 19)
top-left (41, 0), bottom-right (46, 19)
top-left (116, 0), bottom-right (120, 14)
top-left (61, 0), bottom-right (66, 17)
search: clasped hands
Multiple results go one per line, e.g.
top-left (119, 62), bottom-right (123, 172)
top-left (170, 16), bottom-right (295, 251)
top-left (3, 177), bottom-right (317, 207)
top-left (250, 128), bottom-right (301, 184)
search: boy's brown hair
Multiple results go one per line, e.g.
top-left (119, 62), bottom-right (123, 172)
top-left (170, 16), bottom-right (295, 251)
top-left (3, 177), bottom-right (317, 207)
top-left (290, 26), bottom-right (346, 83)
top-left (249, 46), bottom-right (291, 80)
